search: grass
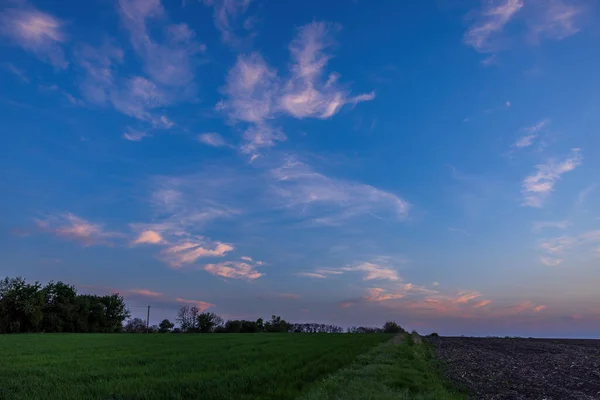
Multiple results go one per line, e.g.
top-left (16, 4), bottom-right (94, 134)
top-left (299, 333), bottom-right (466, 400)
top-left (0, 333), bottom-right (391, 400)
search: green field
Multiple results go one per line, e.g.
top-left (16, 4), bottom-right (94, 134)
top-left (0, 333), bottom-right (463, 400)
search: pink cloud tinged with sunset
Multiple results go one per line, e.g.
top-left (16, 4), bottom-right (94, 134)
top-left (176, 298), bottom-right (214, 311)
top-left (203, 261), bottom-right (263, 280)
top-left (128, 289), bottom-right (163, 298)
top-left (35, 213), bottom-right (120, 246)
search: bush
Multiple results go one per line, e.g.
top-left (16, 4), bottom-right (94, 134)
top-left (382, 321), bottom-right (405, 334)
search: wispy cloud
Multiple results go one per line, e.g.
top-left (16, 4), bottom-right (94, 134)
top-left (341, 262), bottom-right (400, 281)
top-left (36, 213), bottom-right (120, 246)
top-left (529, 0), bottom-right (584, 40)
top-left (356, 282), bottom-right (494, 317)
top-left (198, 132), bottom-right (229, 147)
top-left (123, 127), bottom-right (149, 142)
top-left (276, 293), bottom-right (300, 299)
top-left (74, 41), bottom-right (124, 104)
top-left (522, 148), bottom-right (582, 207)
top-left (163, 241), bottom-right (234, 268)
top-left (575, 184), bottom-right (596, 208)
top-left (464, 0), bottom-right (524, 53)
top-left (297, 268), bottom-right (345, 279)
top-left (533, 220), bottom-right (569, 232)
top-left (75, 42), bottom-right (174, 129)
top-left (69, 0), bottom-right (205, 133)
top-left (4, 63), bottom-right (30, 83)
top-left (473, 299), bottom-right (492, 308)
top-left (118, 0), bottom-right (205, 87)
top-left (364, 287), bottom-right (406, 302)
top-left (298, 260), bottom-right (402, 282)
top-left (540, 236), bottom-right (577, 255)
top-left (454, 291), bottom-right (483, 304)
top-left (218, 52), bottom-right (277, 124)
top-left (128, 288), bottom-right (163, 297)
top-left (503, 301), bottom-right (547, 314)
top-left (280, 22), bottom-right (375, 119)
top-left (464, 0), bottom-right (585, 62)
top-left (0, 3), bottom-right (67, 69)
top-left (217, 22), bottom-right (374, 156)
top-left (538, 230), bottom-right (600, 265)
top-left (270, 156), bottom-right (409, 225)
top-left (514, 134), bottom-right (537, 149)
top-left (203, 260), bottom-right (263, 280)
top-left (176, 297), bottom-right (214, 311)
top-left (540, 256), bottom-right (563, 266)
top-left (202, 0), bottom-right (254, 46)
top-left (131, 178), bottom-right (238, 268)
top-left (296, 272), bottom-right (329, 279)
top-left (513, 119), bottom-right (550, 149)
top-left (132, 230), bottom-right (163, 245)
top-left (216, 52), bottom-right (283, 155)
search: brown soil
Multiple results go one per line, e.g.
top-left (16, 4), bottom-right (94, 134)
top-left (429, 336), bottom-right (600, 400)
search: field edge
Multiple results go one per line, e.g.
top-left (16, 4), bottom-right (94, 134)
top-left (297, 334), bottom-right (467, 400)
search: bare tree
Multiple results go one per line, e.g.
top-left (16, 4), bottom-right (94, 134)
top-left (176, 305), bottom-right (200, 332)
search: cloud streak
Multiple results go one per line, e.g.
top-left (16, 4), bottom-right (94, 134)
top-left (198, 132), bottom-right (229, 147)
top-left (118, 0), bottom-right (204, 87)
top-left (203, 260), bottom-right (263, 280)
top-left (202, 0), bottom-right (254, 46)
top-left (529, 0), bottom-right (584, 40)
top-left (538, 230), bottom-right (600, 265)
top-left (522, 149), bottom-right (582, 207)
top-left (0, 3), bottom-right (67, 69)
top-left (36, 213), bottom-right (120, 246)
top-left (464, 0), bottom-right (524, 53)
top-left (513, 119), bottom-right (550, 149)
top-left (176, 297), bottom-right (214, 311)
top-left (270, 156), bottom-right (409, 225)
top-left (162, 241), bottom-right (234, 268)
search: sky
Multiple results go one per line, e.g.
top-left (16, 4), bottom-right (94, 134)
top-left (1, 0), bottom-right (599, 338)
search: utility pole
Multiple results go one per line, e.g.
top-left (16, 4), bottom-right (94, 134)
top-left (146, 305), bottom-right (151, 333)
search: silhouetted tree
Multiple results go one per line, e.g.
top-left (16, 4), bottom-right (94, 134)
top-left (382, 321), bottom-right (404, 334)
top-left (197, 312), bottom-right (223, 333)
top-left (158, 319), bottom-right (174, 333)
top-left (124, 318), bottom-right (147, 333)
top-left (176, 305), bottom-right (199, 332)
top-left (0, 276), bottom-right (129, 334)
top-left (265, 315), bottom-right (292, 333)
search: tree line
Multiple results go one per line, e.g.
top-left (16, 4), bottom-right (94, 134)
top-left (124, 305), bottom-right (405, 335)
top-left (0, 277), bottom-right (129, 333)
top-left (1, 276), bottom-right (405, 335)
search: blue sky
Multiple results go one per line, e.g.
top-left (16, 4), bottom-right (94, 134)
top-left (1, 0), bottom-right (599, 337)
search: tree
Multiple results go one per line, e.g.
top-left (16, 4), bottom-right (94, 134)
top-left (0, 277), bottom-right (44, 333)
top-left (41, 281), bottom-right (77, 333)
top-left (176, 305), bottom-right (199, 332)
top-left (197, 312), bottom-right (223, 333)
top-left (0, 276), bottom-right (129, 334)
top-left (265, 315), bottom-right (292, 333)
top-left (158, 319), bottom-right (174, 333)
top-left (124, 318), bottom-right (147, 333)
top-left (100, 293), bottom-right (130, 332)
top-left (382, 321), bottom-right (404, 334)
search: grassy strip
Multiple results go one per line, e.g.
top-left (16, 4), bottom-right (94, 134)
top-left (297, 334), bottom-right (466, 400)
